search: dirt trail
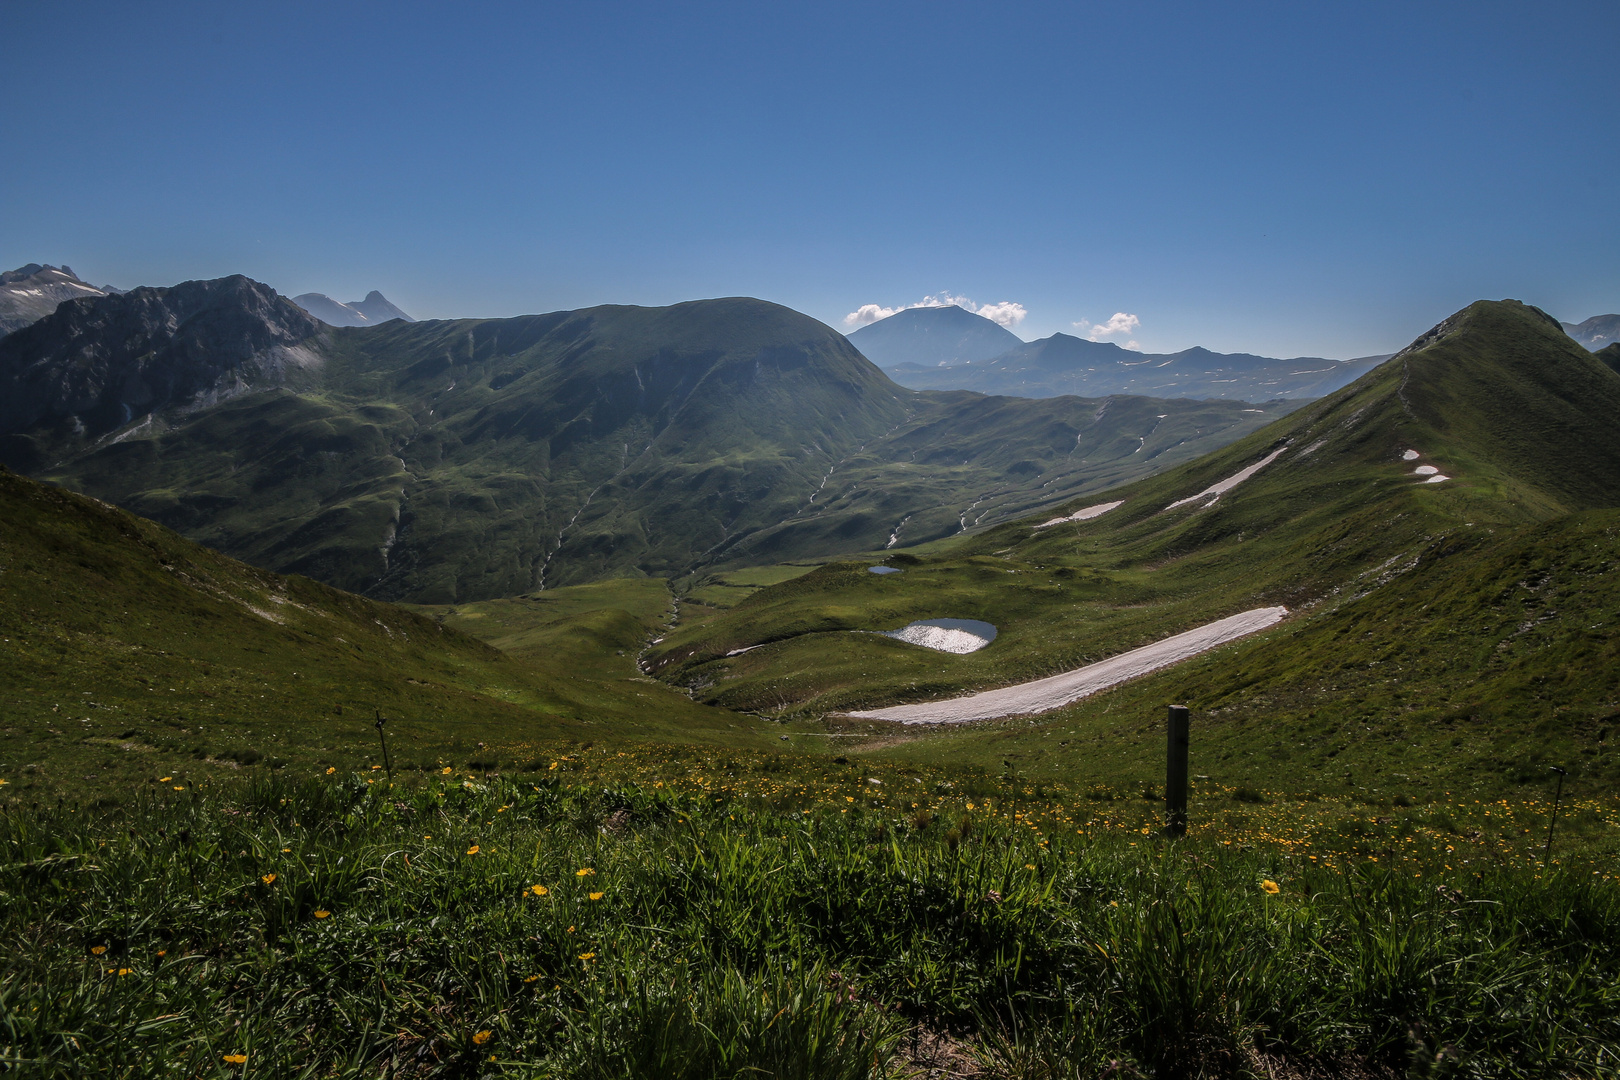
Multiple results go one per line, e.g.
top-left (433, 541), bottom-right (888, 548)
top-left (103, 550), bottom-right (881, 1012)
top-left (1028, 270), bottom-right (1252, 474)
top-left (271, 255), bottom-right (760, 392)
top-left (847, 606), bottom-right (1287, 725)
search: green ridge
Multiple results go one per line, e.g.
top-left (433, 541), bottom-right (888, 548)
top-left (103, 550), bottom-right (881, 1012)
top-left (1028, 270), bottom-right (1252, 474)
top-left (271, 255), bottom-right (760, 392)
top-left (25, 289), bottom-right (1293, 602)
top-left (649, 300), bottom-right (1620, 797)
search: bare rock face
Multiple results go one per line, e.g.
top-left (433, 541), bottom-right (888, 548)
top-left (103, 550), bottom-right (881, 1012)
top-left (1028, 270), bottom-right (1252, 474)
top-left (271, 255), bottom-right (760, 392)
top-left (0, 263), bottom-right (120, 335)
top-left (0, 276), bottom-right (326, 466)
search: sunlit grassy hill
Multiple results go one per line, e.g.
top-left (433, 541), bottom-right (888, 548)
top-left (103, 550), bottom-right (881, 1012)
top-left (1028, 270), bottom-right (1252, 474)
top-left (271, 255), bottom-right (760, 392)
top-left (0, 468), bottom-right (769, 802)
top-left (648, 301), bottom-right (1620, 798)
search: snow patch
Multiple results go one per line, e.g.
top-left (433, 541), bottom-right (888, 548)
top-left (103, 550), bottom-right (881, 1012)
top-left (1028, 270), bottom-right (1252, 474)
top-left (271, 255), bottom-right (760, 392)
top-left (1165, 447), bottom-right (1288, 510)
top-left (868, 565), bottom-right (903, 575)
top-left (1413, 465), bottom-right (1439, 476)
top-left (883, 619), bottom-right (997, 655)
top-left (1402, 449), bottom-right (1421, 461)
top-left (1035, 500), bottom-right (1124, 529)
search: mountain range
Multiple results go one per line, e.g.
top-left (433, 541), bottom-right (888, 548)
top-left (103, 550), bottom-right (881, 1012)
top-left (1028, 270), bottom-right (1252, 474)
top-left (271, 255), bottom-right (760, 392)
top-left (884, 328), bottom-right (1393, 400)
top-left (0, 278), bottom-right (1292, 603)
top-left (4, 285), bottom-right (1619, 802)
top-left (291, 290), bottom-right (414, 327)
top-left (0, 264), bottom-right (122, 335)
top-left (654, 298), bottom-right (1620, 793)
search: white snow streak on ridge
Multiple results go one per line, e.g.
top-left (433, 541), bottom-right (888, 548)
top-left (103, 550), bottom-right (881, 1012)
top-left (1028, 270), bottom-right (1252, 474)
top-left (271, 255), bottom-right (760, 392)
top-left (849, 607), bottom-right (1288, 725)
top-left (1165, 447), bottom-right (1288, 510)
top-left (1035, 500), bottom-right (1124, 529)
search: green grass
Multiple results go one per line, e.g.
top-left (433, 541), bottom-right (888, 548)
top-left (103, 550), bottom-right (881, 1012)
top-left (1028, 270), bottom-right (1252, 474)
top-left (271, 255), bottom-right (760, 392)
top-left (0, 468), bottom-right (777, 805)
top-left (648, 302), bottom-right (1620, 800)
top-left (4, 763), bottom-right (1618, 1077)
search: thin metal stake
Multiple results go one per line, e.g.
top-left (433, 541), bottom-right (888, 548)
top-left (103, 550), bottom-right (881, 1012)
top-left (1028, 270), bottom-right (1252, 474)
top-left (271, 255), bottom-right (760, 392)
top-left (1544, 765), bottom-right (1566, 862)
top-left (374, 709), bottom-right (393, 781)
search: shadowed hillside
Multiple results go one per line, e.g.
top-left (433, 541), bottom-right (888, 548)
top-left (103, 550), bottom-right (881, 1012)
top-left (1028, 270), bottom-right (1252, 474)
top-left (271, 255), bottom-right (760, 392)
top-left (3, 280), bottom-right (1295, 601)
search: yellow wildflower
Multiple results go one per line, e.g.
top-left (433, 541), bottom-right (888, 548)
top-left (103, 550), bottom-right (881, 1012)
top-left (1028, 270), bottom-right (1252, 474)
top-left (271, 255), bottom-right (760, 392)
top-left (1260, 879), bottom-right (1280, 895)
top-left (472, 1030), bottom-right (493, 1046)
top-left (531, 885), bottom-right (548, 896)
top-left (524, 974), bottom-right (541, 983)
top-left (575, 867), bottom-right (594, 877)
top-left (90, 945), bottom-right (107, 956)
top-left (441, 766), bottom-right (453, 775)
top-left (579, 952), bottom-right (596, 960)
top-left (173, 786), bottom-right (184, 791)
top-left (223, 1054), bottom-right (248, 1064)
top-left (466, 845), bottom-right (481, 855)
top-left (262, 873), bottom-right (277, 885)
top-left (158, 777), bottom-right (172, 782)
top-left (116, 968), bottom-right (132, 976)
top-left (313, 910), bottom-right (331, 919)
top-left (326, 767), bottom-right (336, 775)
top-left (589, 891), bottom-right (604, 901)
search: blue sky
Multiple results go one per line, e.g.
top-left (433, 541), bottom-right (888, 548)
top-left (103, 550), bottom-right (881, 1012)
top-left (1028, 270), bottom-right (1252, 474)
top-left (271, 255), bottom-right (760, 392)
top-left (4, 1), bottom-right (1616, 357)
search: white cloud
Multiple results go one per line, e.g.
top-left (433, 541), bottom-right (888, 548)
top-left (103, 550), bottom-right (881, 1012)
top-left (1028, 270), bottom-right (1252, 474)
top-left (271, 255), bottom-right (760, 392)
top-left (1073, 311), bottom-right (1141, 342)
top-left (843, 303), bottom-right (901, 327)
top-left (973, 300), bottom-right (1028, 329)
top-left (844, 292), bottom-right (1027, 329)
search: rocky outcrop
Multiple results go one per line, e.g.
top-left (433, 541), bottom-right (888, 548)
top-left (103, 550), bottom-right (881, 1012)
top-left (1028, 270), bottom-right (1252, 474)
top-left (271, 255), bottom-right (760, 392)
top-left (0, 276), bottom-right (327, 464)
top-left (0, 264), bottom-right (119, 335)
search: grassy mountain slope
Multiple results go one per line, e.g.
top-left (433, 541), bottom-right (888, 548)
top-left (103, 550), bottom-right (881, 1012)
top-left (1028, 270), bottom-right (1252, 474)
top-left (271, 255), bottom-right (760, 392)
top-left (0, 467), bottom-right (769, 801)
top-left (647, 300), bottom-right (1620, 796)
top-left (25, 286), bottom-right (1294, 601)
top-left (1596, 341), bottom-right (1620, 375)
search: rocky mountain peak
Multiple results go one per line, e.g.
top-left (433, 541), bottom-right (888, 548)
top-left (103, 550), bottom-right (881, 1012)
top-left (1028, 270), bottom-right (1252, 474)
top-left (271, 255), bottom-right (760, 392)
top-left (0, 275), bottom-right (327, 468)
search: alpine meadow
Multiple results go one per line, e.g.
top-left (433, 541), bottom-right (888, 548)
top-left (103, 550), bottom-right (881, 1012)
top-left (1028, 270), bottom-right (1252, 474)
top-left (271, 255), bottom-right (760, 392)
top-left (5, 5), bottom-right (1620, 1077)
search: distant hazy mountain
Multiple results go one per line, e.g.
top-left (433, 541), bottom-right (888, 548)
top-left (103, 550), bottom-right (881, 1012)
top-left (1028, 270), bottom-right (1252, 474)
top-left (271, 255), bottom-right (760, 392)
top-left (292, 290), bottom-right (414, 327)
top-left (845, 304), bottom-right (1024, 367)
top-left (884, 331), bottom-right (1390, 401)
top-left (1562, 314), bottom-right (1620, 351)
top-left (0, 264), bottom-right (121, 335)
top-left (1, 277), bottom-right (1290, 601)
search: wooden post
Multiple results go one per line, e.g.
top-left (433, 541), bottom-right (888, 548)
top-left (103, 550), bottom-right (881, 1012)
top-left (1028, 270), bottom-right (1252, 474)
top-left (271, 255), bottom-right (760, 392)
top-left (1166, 705), bottom-right (1189, 837)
